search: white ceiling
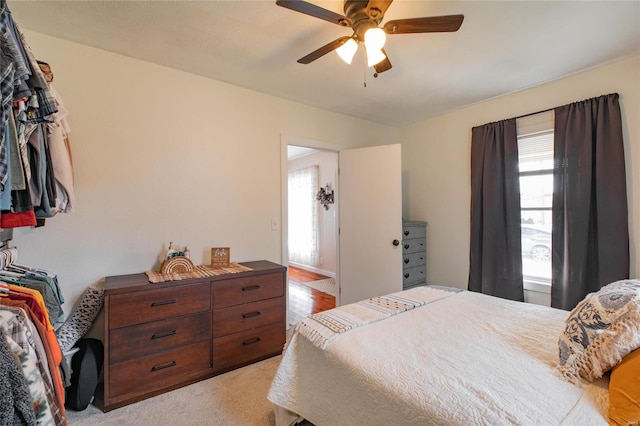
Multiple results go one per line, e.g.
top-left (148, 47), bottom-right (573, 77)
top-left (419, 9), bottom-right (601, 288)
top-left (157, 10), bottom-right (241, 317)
top-left (8, 1), bottom-right (640, 128)
top-left (288, 145), bottom-right (318, 160)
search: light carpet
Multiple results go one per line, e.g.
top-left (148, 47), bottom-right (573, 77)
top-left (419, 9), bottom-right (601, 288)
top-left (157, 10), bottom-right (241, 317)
top-left (295, 278), bottom-right (336, 297)
top-left (67, 356), bottom-right (283, 425)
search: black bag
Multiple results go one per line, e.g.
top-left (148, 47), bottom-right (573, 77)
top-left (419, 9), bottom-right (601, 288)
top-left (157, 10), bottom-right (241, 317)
top-left (65, 338), bottom-right (104, 411)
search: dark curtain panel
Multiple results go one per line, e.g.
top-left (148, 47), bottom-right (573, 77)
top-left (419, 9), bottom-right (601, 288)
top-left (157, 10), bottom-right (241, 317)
top-left (469, 119), bottom-right (524, 301)
top-left (552, 93), bottom-right (629, 310)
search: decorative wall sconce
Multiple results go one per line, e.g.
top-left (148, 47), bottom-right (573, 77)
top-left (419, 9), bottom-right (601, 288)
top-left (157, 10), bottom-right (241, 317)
top-left (316, 183), bottom-right (334, 211)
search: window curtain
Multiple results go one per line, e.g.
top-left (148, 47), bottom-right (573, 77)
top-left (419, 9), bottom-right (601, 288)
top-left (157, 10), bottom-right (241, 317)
top-left (551, 93), bottom-right (629, 310)
top-left (288, 165), bottom-right (319, 267)
top-left (468, 118), bottom-right (524, 301)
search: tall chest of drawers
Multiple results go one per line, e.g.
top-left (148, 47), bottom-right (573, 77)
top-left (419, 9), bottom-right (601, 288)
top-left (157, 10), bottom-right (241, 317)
top-left (102, 260), bottom-right (286, 411)
top-left (402, 221), bottom-right (427, 290)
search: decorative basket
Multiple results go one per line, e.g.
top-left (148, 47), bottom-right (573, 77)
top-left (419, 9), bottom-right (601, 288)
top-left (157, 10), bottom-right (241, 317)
top-left (160, 256), bottom-right (195, 274)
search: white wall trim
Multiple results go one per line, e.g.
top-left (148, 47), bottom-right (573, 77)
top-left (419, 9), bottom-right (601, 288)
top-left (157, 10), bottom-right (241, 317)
top-left (523, 279), bottom-right (551, 294)
top-left (288, 261), bottom-right (336, 279)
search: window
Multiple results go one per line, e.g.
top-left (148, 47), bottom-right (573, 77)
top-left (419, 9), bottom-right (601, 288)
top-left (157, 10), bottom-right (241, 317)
top-left (288, 165), bottom-right (319, 267)
top-left (518, 128), bottom-right (553, 285)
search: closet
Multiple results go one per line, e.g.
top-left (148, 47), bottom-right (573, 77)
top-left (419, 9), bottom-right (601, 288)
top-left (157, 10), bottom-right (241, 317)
top-left (0, 0), bottom-right (76, 424)
top-left (0, 243), bottom-right (67, 425)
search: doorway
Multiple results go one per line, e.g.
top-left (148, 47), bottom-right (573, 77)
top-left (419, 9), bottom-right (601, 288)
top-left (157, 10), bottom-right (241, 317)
top-left (280, 136), bottom-right (403, 327)
top-left (286, 144), bottom-right (338, 326)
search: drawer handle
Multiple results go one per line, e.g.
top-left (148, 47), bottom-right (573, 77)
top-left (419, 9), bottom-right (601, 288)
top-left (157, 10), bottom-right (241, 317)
top-left (403, 258), bottom-right (410, 264)
top-left (242, 337), bottom-right (261, 346)
top-left (242, 311), bottom-right (261, 319)
top-left (151, 299), bottom-right (176, 307)
top-left (242, 285), bottom-right (261, 292)
top-left (404, 244), bottom-right (410, 250)
top-left (404, 230), bottom-right (410, 236)
top-left (151, 361), bottom-right (177, 372)
top-left (404, 273), bottom-right (410, 279)
top-left (151, 330), bottom-right (177, 340)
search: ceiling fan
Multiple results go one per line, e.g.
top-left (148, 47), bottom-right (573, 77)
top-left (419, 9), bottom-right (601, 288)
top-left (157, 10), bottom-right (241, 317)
top-left (276, 0), bottom-right (464, 74)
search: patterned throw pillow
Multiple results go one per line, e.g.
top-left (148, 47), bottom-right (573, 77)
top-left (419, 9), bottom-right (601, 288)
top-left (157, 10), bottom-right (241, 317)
top-left (557, 279), bottom-right (640, 383)
top-left (55, 286), bottom-right (104, 353)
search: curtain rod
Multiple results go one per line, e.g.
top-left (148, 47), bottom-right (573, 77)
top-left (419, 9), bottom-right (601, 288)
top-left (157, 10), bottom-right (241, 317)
top-left (512, 93), bottom-right (619, 121)
top-left (512, 106), bottom-right (554, 121)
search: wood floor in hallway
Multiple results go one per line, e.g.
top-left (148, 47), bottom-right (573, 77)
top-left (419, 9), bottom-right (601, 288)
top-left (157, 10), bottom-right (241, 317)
top-left (288, 266), bottom-right (336, 326)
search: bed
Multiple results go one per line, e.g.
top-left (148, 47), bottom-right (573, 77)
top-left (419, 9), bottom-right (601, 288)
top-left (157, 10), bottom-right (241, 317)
top-left (267, 285), bottom-right (621, 426)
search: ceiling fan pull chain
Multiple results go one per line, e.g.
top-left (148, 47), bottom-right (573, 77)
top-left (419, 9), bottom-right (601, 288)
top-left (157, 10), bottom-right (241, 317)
top-left (363, 55), bottom-right (367, 88)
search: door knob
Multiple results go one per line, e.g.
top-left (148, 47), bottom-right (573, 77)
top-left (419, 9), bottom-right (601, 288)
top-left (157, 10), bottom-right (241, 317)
top-left (392, 239), bottom-right (400, 246)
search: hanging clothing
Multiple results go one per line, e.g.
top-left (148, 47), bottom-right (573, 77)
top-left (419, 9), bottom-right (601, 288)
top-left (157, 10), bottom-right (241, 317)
top-left (43, 87), bottom-right (74, 213)
top-left (0, 327), bottom-right (37, 426)
top-left (0, 304), bottom-right (63, 425)
top-left (0, 282), bottom-right (52, 330)
top-left (0, 32), bottom-right (15, 192)
top-left (0, 275), bottom-right (63, 323)
top-left (22, 266), bottom-right (64, 305)
top-left (0, 110), bottom-right (12, 210)
top-left (0, 247), bottom-right (67, 425)
top-left (1, 298), bottom-right (65, 422)
top-left (0, 0), bottom-right (74, 228)
top-left (8, 111), bottom-right (25, 191)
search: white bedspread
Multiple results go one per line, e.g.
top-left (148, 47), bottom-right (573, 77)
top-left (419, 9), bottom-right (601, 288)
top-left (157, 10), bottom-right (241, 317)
top-left (268, 289), bottom-right (609, 426)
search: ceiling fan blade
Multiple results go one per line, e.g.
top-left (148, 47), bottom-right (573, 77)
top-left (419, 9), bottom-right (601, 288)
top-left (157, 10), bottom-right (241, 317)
top-left (276, 0), bottom-right (351, 27)
top-left (297, 37), bottom-right (351, 64)
top-left (365, 0), bottom-right (393, 20)
top-left (383, 14), bottom-right (464, 34)
top-left (374, 49), bottom-right (392, 74)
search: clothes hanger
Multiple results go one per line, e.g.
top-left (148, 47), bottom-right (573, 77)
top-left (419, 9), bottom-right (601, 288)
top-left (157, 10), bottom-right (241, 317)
top-left (9, 263), bottom-right (51, 277)
top-left (0, 276), bottom-right (20, 285)
top-left (0, 282), bottom-right (22, 296)
top-left (0, 269), bottom-right (23, 277)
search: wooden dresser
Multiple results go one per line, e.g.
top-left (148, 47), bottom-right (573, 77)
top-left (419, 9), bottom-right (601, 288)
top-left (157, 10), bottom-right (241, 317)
top-left (102, 260), bottom-right (286, 411)
top-left (402, 221), bottom-right (427, 290)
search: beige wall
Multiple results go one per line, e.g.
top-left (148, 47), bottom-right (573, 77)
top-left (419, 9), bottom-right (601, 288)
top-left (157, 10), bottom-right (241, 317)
top-left (401, 55), bottom-right (640, 290)
top-left (15, 31), bottom-right (399, 313)
top-left (10, 31), bottom-right (639, 314)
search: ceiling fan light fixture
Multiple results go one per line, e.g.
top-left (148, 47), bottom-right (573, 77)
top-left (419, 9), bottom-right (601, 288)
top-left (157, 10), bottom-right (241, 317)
top-left (336, 38), bottom-right (358, 64)
top-left (366, 47), bottom-right (386, 67)
top-left (364, 27), bottom-right (386, 51)
top-left (277, 0), bottom-right (465, 74)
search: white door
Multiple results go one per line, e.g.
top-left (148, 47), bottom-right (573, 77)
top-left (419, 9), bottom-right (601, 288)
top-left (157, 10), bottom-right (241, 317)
top-left (338, 144), bottom-right (403, 305)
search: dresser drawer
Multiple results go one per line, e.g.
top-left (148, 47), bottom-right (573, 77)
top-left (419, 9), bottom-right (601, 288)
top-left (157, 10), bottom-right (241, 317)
top-left (403, 265), bottom-right (426, 287)
top-left (402, 225), bottom-right (426, 239)
top-left (212, 322), bottom-right (284, 371)
top-left (109, 283), bottom-right (210, 329)
top-left (109, 340), bottom-right (211, 399)
top-left (403, 251), bottom-right (426, 268)
top-left (402, 237), bottom-right (425, 255)
top-left (109, 312), bottom-right (211, 363)
top-left (212, 297), bottom-right (285, 338)
top-left (212, 273), bottom-right (284, 309)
